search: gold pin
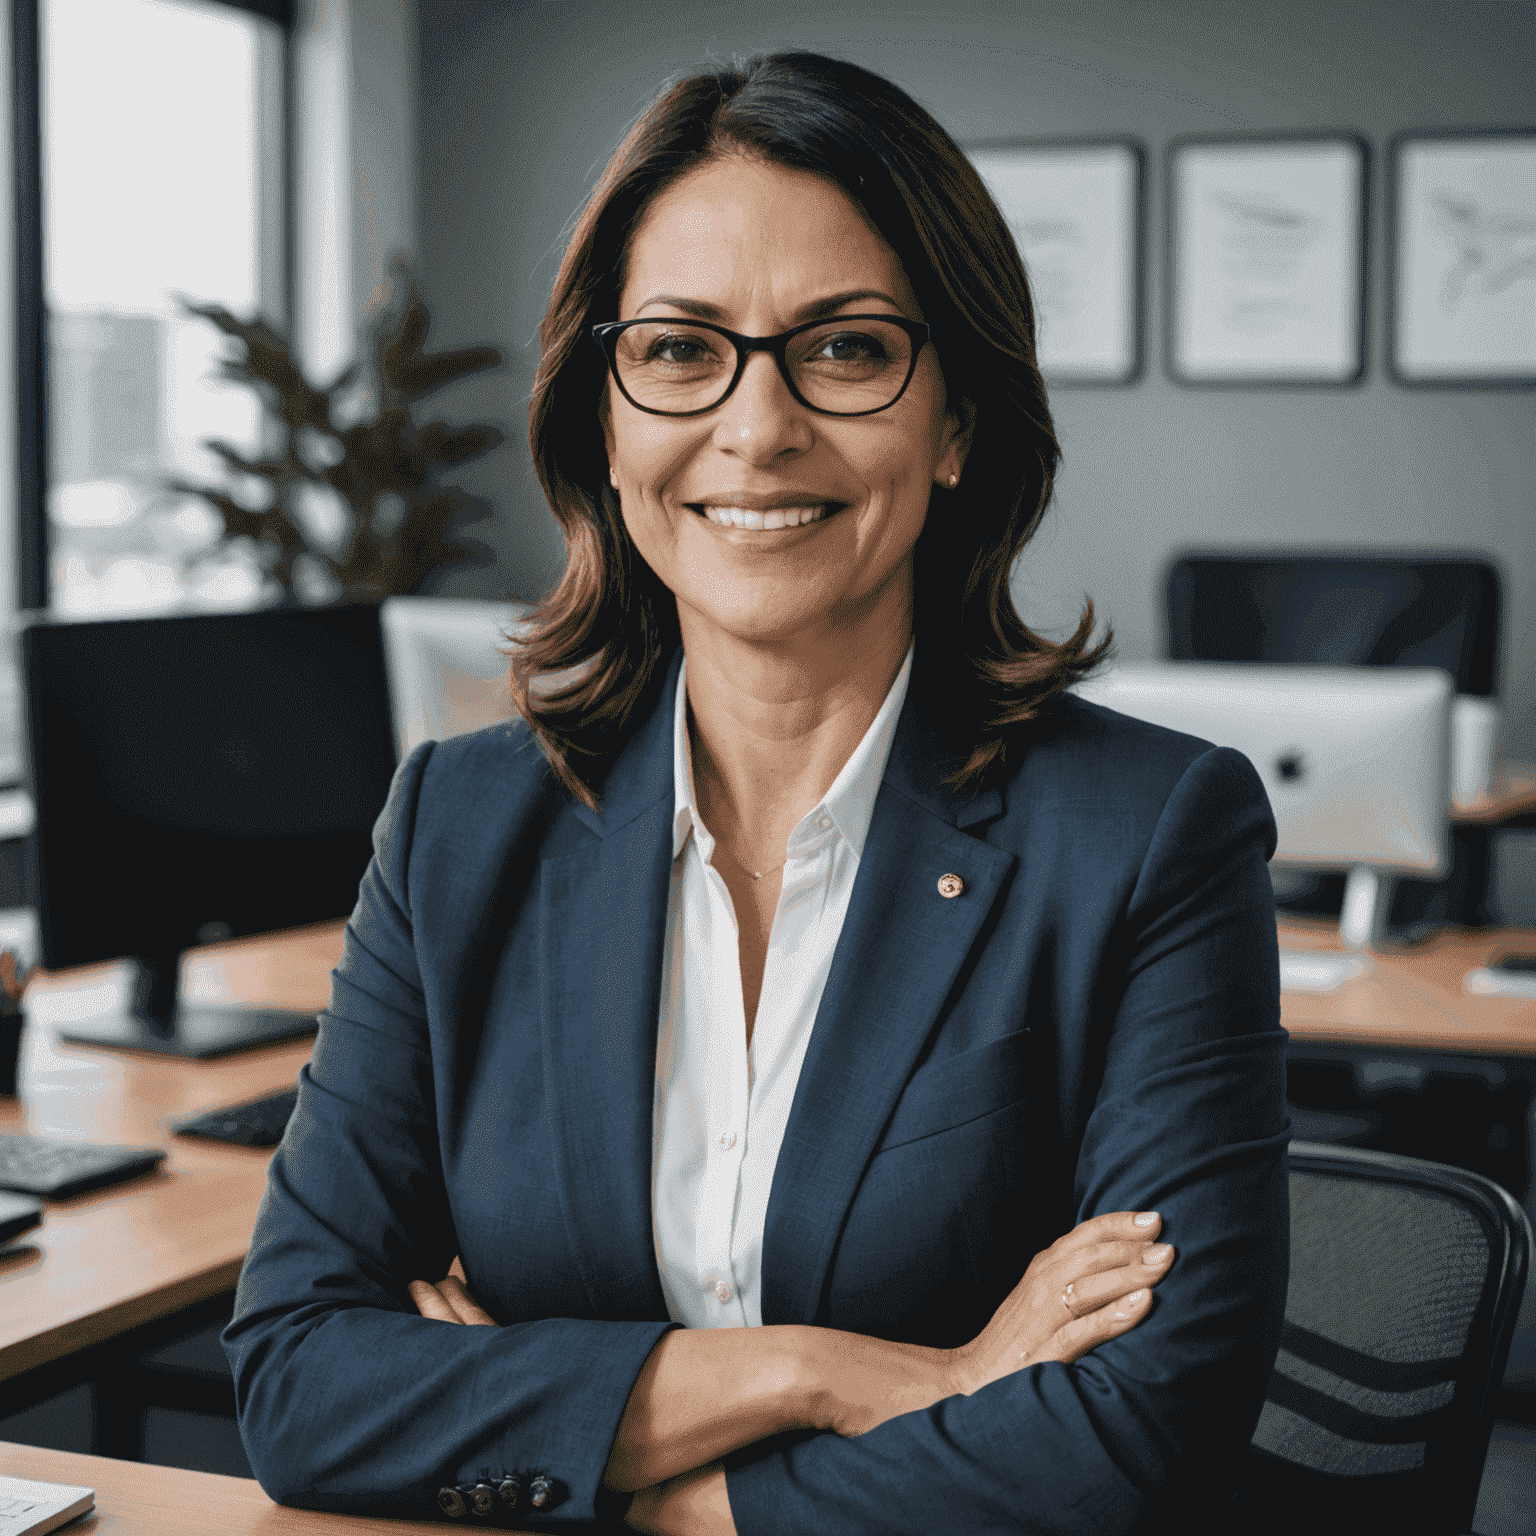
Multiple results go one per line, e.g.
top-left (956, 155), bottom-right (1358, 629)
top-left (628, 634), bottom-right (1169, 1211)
top-left (937, 873), bottom-right (964, 899)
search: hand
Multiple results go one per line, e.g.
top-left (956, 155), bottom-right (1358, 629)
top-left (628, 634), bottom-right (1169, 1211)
top-left (806, 1211), bottom-right (1171, 1440)
top-left (408, 1264), bottom-right (497, 1326)
top-left (947, 1209), bottom-right (1173, 1397)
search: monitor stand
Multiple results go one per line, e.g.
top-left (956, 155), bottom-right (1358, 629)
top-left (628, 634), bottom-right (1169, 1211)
top-left (57, 951), bottom-right (319, 1060)
top-left (1277, 865), bottom-right (1391, 994)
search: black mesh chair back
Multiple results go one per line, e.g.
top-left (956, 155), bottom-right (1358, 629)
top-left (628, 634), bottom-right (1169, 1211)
top-left (1165, 554), bottom-right (1501, 696)
top-left (1235, 1143), bottom-right (1530, 1536)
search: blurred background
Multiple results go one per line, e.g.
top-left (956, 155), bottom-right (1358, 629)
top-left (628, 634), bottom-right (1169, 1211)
top-left (10, 0), bottom-right (1529, 910)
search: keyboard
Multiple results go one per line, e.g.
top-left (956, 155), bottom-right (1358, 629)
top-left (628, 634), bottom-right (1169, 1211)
top-left (173, 1086), bottom-right (298, 1148)
top-left (0, 1135), bottom-right (166, 1198)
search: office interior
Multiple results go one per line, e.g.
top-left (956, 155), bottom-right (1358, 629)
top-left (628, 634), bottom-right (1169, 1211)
top-left (0, 0), bottom-right (1533, 1530)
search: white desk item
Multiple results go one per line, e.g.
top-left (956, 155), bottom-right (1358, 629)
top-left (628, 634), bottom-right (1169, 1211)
top-left (1464, 966), bottom-right (1536, 1001)
top-left (1074, 662), bottom-right (1452, 952)
top-left (1449, 695), bottom-right (1501, 804)
top-left (379, 596), bottom-right (531, 759)
top-left (1279, 952), bottom-right (1370, 994)
top-left (0, 1474), bottom-right (93, 1536)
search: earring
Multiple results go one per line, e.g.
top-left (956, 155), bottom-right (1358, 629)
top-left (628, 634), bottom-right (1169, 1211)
top-left (947, 473), bottom-right (958, 487)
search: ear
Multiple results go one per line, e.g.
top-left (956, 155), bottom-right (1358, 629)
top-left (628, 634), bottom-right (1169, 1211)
top-left (935, 396), bottom-right (977, 487)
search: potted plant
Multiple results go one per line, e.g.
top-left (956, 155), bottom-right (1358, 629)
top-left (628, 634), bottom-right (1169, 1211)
top-left (172, 253), bottom-right (504, 604)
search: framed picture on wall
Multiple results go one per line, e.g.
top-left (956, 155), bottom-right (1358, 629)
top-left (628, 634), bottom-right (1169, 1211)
top-left (1167, 134), bottom-right (1368, 386)
top-left (966, 138), bottom-right (1144, 385)
top-left (1389, 129), bottom-right (1536, 388)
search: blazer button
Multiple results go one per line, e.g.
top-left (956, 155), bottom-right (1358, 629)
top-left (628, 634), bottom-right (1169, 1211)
top-left (437, 1487), bottom-right (467, 1519)
top-left (528, 1475), bottom-right (557, 1509)
top-left (937, 872), bottom-right (965, 898)
top-left (468, 1482), bottom-right (498, 1517)
top-left (497, 1473), bottom-right (524, 1508)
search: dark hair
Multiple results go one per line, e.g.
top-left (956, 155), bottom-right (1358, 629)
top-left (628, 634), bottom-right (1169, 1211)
top-left (517, 50), bottom-right (1107, 809)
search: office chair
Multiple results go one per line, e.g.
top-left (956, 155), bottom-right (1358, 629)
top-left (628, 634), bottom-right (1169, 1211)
top-left (1232, 1142), bottom-right (1530, 1536)
top-left (1165, 552), bottom-right (1503, 928)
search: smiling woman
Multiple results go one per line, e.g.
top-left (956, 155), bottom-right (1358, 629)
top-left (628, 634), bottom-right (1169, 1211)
top-left (223, 50), bottom-right (1289, 1536)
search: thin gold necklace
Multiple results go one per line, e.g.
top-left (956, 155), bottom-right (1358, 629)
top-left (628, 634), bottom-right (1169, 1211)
top-left (717, 844), bottom-right (787, 882)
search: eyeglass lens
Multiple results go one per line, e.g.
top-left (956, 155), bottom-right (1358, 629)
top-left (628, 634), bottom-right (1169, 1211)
top-left (610, 320), bottom-right (916, 415)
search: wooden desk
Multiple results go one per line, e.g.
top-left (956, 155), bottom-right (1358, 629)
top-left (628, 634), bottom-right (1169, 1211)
top-left (0, 922), bottom-right (344, 1383)
top-left (1279, 919), bottom-right (1536, 1055)
top-left (0, 1442), bottom-right (444, 1534)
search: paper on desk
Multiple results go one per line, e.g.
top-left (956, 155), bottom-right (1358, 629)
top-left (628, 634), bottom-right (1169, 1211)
top-left (0, 1474), bottom-right (94, 1536)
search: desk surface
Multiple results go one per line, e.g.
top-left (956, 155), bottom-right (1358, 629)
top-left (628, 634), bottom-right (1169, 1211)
top-left (0, 1443), bottom-right (445, 1534)
top-left (1279, 919), bottom-right (1536, 1056)
top-left (0, 923), bottom-right (344, 1383)
top-left (3, 914), bottom-right (1534, 1388)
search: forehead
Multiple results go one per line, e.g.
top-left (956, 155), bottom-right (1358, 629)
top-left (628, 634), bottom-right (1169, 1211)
top-left (619, 155), bottom-right (917, 315)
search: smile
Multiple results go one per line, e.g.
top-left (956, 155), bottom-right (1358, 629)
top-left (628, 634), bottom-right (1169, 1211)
top-left (689, 503), bottom-right (846, 529)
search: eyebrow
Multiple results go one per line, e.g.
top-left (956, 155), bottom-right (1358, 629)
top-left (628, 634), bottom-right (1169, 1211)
top-left (634, 288), bottom-right (905, 322)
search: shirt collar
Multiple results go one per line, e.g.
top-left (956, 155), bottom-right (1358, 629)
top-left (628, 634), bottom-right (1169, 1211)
top-left (670, 644), bottom-right (914, 864)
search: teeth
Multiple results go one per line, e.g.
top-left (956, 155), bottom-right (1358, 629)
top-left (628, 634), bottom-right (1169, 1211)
top-left (700, 505), bottom-right (828, 527)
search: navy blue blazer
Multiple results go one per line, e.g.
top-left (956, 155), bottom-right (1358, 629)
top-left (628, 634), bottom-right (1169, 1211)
top-left (225, 648), bottom-right (1289, 1533)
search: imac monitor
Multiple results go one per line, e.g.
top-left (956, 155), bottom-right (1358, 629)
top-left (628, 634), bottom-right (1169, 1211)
top-left (1073, 663), bottom-right (1452, 979)
top-left (20, 604), bottom-right (400, 1058)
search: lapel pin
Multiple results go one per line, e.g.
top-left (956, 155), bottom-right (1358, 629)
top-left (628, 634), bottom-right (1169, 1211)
top-left (937, 873), bottom-right (965, 899)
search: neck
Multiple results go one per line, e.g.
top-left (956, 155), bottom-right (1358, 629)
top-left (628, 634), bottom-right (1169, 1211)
top-left (680, 591), bottom-right (912, 862)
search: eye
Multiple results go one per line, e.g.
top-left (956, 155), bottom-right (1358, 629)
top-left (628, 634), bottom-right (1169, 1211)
top-left (644, 331), bottom-right (722, 367)
top-left (809, 330), bottom-right (890, 364)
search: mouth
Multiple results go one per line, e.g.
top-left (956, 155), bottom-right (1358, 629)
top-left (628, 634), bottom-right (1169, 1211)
top-left (687, 502), bottom-right (848, 530)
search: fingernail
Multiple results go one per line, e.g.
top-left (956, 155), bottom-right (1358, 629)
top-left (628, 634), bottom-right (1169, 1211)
top-left (1143, 1244), bottom-right (1171, 1264)
top-left (1133, 1212), bottom-right (1158, 1228)
top-left (1127, 1289), bottom-right (1146, 1303)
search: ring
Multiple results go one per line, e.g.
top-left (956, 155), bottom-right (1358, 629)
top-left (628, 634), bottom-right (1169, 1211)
top-left (1062, 1283), bottom-right (1075, 1313)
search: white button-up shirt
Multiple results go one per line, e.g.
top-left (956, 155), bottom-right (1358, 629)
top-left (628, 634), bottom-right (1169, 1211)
top-left (651, 646), bottom-right (913, 1329)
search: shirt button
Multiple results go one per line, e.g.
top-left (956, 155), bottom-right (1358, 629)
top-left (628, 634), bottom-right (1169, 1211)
top-left (717, 1130), bottom-right (737, 1150)
top-left (715, 1280), bottom-right (733, 1302)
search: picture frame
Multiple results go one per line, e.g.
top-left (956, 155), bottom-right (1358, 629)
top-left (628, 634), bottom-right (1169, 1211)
top-left (966, 138), bottom-right (1144, 385)
top-left (1388, 128), bottom-right (1536, 388)
top-left (1167, 134), bottom-right (1368, 386)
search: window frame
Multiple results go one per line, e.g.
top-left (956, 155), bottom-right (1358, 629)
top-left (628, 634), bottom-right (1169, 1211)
top-left (9, 0), bottom-right (294, 612)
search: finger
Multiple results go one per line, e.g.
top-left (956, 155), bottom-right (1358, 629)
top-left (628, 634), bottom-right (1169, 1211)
top-left (1061, 1247), bottom-right (1175, 1317)
top-left (1027, 1287), bottom-right (1153, 1367)
top-left (1053, 1238), bottom-right (1164, 1289)
top-left (1049, 1211), bottom-right (1161, 1256)
top-left (437, 1273), bottom-right (498, 1326)
top-left (408, 1280), bottom-right (462, 1323)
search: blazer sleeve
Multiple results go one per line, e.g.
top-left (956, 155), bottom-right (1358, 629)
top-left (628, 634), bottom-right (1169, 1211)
top-left (221, 741), bottom-right (674, 1526)
top-left (722, 744), bottom-right (1290, 1535)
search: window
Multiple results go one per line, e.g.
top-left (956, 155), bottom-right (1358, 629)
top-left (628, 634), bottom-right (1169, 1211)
top-left (37, 0), bottom-right (287, 615)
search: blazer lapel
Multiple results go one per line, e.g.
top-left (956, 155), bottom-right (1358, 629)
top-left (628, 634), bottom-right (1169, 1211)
top-left (760, 684), bottom-right (1016, 1326)
top-left (539, 653), bottom-right (680, 1322)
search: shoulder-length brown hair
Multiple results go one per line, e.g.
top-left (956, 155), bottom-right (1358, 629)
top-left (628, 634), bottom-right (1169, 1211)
top-left (517, 50), bottom-right (1108, 809)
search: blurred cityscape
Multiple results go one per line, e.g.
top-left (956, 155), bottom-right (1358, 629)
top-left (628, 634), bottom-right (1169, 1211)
top-left (47, 307), bottom-right (264, 617)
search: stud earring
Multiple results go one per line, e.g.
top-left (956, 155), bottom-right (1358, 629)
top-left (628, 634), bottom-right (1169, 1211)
top-left (947, 473), bottom-right (958, 487)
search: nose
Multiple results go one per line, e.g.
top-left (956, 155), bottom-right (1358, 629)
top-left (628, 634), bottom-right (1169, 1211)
top-left (710, 349), bottom-right (812, 463)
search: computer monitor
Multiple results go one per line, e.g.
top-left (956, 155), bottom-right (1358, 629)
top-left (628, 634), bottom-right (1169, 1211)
top-left (1073, 662), bottom-right (1452, 981)
top-left (19, 603), bottom-right (400, 1058)
top-left (379, 595), bottom-right (528, 759)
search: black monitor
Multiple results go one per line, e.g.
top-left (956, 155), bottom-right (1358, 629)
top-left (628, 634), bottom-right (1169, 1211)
top-left (19, 603), bottom-right (399, 1059)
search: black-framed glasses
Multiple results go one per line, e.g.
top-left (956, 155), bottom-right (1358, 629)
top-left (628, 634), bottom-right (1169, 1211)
top-left (591, 314), bottom-right (934, 418)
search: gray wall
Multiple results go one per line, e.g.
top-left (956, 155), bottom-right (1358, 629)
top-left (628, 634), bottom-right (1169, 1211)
top-left (414, 0), bottom-right (1535, 784)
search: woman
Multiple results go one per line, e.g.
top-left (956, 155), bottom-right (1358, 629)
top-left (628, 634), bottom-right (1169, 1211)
top-left (225, 51), bottom-right (1288, 1534)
